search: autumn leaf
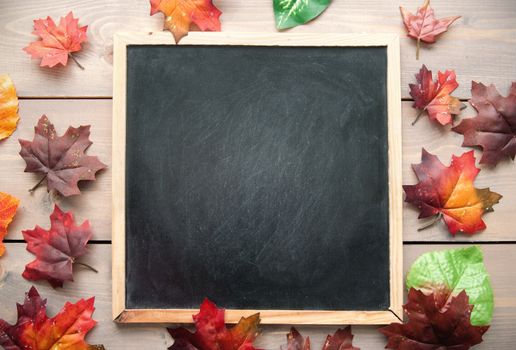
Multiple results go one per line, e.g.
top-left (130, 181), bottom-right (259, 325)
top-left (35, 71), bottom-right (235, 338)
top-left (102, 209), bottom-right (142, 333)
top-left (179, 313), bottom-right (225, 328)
top-left (407, 246), bottom-right (494, 326)
top-left (409, 65), bottom-right (464, 126)
top-left (167, 298), bottom-right (260, 350)
top-left (0, 75), bottom-right (19, 140)
top-left (0, 286), bottom-right (104, 350)
top-left (150, 0), bottom-right (222, 43)
top-left (274, 0), bottom-right (332, 30)
top-left (22, 205), bottom-right (96, 288)
top-left (452, 82), bottom-right (516, 166)
top-left (403, 149), bottom-right (501, 235)
top-left (400, 0), bottom-right (460, 59)
top-left (0, 192), bottom-right (20, 257)
top-left (23, 12), bottom-right (87, 69)
top-left (19, 115), bottom-right (106, 197)
top-left (284, 327), bottom-right (359, 350)
top-left (380, 288), bottom-right (488, 350)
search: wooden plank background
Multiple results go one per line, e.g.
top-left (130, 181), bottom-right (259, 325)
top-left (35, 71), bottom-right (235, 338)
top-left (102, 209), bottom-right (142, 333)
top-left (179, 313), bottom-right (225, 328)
top-left (0, 0), bottom-right (515, 349)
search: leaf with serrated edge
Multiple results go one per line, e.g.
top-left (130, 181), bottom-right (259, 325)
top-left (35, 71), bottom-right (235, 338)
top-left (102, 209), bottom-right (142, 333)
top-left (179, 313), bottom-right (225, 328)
top-left (406, 246), bottom-right (494, 325)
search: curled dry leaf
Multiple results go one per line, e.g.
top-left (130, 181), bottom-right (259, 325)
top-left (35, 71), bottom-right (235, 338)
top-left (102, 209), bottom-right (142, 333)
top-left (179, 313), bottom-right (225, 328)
top-left (22, 205), bottom-right (96, 288)
top-left (379, 288), bottom-right (489, 350)
top-left (23, 11), bottom-right (87, 69)
top-left (452, 82), bottom-right (516, 166)
top-left (0, 74), bottom-right (19, 140)
top-left (19, 115), bottom-right (106, 197)
top-left (285, 327), bottom-right (359, 350)
top-left (150, 0), bottom-right (222, 43)
top-left (0, 192), bottom-right (20, 257)
top-left (400, 0), bottom-right (460, 59)
top-left (410, 65), bottom-right (463, 126)
top-left (0, 286), bottom-right (105, 350)
top-left (274, 0), bottom-right (332, 30)
top-left (167, 298), bottom-right (260, 350)
top-left (403, 149), bottom-right (501, 235)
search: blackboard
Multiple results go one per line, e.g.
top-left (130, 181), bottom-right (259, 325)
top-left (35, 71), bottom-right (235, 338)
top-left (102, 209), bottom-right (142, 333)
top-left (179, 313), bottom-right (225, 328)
top-left (112, 32), bottom-right (403, 325)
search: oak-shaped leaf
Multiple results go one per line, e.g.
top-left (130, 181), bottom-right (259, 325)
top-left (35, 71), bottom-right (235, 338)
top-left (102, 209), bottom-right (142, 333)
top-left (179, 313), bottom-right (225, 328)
top-left (150, 0), bottom-right (222, 43)
top-left (0, 192), bottom-right (20, 257)
top-left (379, 288), bottom-right (488, 349)
top-left (22, 205), bottom-right (96, 288)
top-left (0, 74), bottom-right (20, 140)
top-left (167, 298), bottom-right (260, 350)
top-left (23, 12), bottom-right (87, 69)
top-left (284, 327), bottom-right (359, 350)
top-left (403, 149), bottom-right (501, 235)
top-left (274, 0), bottom-right (332, 30)
top-left (400, 0), bottom-right (460, 59)
top-left (452, 82), bottom-right (516, 166)
top-left (19, 115), bottom-right (106, 197)
top-left (0, 286), bottom-right (104, 350)
top-left (410, 65), bottom-right (463, 125)
top-left (407, 246), bottom-right (494, 326)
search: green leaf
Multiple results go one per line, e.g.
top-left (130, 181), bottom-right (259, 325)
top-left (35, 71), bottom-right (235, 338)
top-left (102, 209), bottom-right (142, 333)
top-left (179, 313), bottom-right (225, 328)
top-left (273, 0), bottom-right (332, 30)
top-left (406, 246), bottom-right (494, 326)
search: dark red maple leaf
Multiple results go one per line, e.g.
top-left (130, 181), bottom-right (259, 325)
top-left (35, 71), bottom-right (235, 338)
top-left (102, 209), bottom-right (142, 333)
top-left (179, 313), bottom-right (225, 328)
top-left (0, 286), bottom-right (104, 350)
top-left (379, 288), bottom-right (488, 350)
top-left (409, 65), bottom-right (464, 126)
top-left (452, 81), bottom-right (516, 166)
top-left (22, 205), bottom-right (96, 288)
top-left (167, 299), bottom-right (260, 350)
top-left (284, 327), bottom-right (359, 350)
top-left (19, 115), bottom-right (106, 197)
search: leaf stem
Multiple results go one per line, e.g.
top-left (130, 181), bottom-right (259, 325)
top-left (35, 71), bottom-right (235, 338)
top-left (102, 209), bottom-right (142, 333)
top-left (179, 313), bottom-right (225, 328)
top-left (68, 53), bottom-right (85, 70)
top-left (29, 174), bottom-right (47, 193)
top-left (416, 38), bottom-right (421, 60)
top-left (412, 110), bottom-right (424, 125)
top-left (417, 213), bottom-right (442, 231)
top-left (74, 261), bottom-right (98, 273)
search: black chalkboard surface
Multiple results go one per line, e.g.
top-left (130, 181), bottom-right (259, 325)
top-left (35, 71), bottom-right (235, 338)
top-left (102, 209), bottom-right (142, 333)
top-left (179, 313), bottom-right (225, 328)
top-left (112, 33), bottom-right (402, 324)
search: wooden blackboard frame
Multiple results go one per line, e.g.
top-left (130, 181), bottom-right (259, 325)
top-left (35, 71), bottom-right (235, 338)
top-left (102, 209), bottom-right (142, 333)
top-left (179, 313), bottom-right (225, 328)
top-left (112, 32), bottom-right (403, 325)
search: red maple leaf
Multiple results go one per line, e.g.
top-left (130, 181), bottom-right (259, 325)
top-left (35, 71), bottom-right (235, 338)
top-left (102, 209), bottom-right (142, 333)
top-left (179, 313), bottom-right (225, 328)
top-left (19, 115), bottom-right (106, 197)
top-left (410, 65), bottom-right (464, 126)
top-left (403, 149), bottom-right (501, 235)
top-left (0, 286), bottom-right (104, 350)
top-left (23, 12), bottom-right (87, 69)
top-left (379, 288), bottom-right (488, 350)
top-left (167, 299), bottom-right (260, 350)
top-left (150, 0), bottom-right (222, 43)
top-left (452, 82), bottom-right (516, 166)
top-left (284, 327), bottom-right (359, 350)
top-left (22, 205), bottom-right (96, 288)
top-left (400, 0), bottom-right (460, 59)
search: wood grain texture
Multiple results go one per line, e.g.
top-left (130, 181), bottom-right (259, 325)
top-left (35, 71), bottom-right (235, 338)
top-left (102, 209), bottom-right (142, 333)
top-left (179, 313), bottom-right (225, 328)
top-left (0, 243), bottom-right (514, 349)
top-left (1, 100), bottom-right (514, 242)
top-left (0, 0), bottom-right (515, 98)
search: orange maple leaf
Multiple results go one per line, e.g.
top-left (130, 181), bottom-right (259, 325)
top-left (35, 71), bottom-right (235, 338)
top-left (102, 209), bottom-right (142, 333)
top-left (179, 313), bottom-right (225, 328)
top-left (0, 286), bottom-right (104, 350)
top-left (23, 12), bottom-right (87, 69)
top-left (0, 192), bottom-right (20, 256)
top-left (0, 75), bottom-right (19, 140)
top-left (403, 149), bottom-right (501, 235)
top-left (150, 0), bottom-right (222, 43)
top-left (400, 0), bottom-right (460, 59)
top-left (409, 65), bottom-right (463, 126)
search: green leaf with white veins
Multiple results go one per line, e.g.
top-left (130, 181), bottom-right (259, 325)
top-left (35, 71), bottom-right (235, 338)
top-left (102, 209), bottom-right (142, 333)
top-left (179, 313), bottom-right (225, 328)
top-left (406, 246), bottom-right (494, 326)
top-left (274, 0), bottom-right (332, 30)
